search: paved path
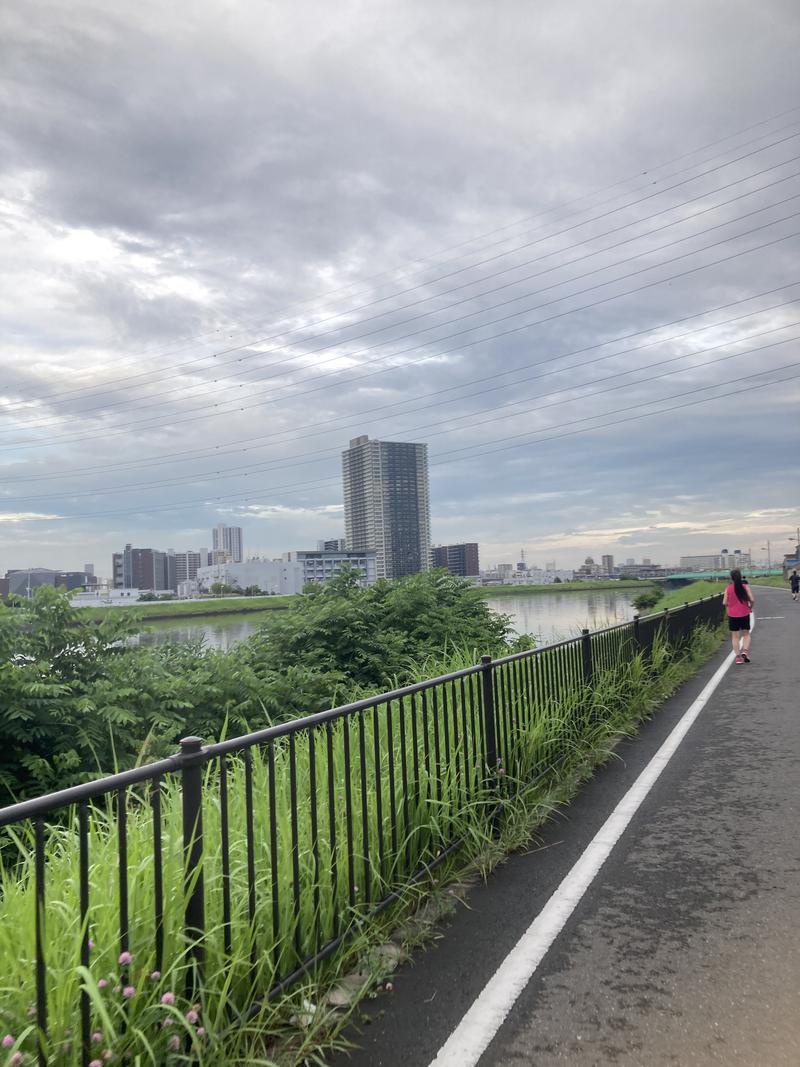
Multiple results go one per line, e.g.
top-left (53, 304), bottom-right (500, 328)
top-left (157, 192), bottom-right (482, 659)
top-left (332, 586), bottom-right (800, 1066)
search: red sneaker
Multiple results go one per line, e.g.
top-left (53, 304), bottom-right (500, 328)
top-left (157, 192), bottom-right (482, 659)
top-left (735, 654), bottom-right (744, 664)
top-left (741, 650), bottom-right (750, 662)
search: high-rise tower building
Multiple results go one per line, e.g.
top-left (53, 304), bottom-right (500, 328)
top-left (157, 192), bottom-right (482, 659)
top-left (212, 523), bottom-right (243, 563)
top-left (342, 435), bottom-right (431, 580)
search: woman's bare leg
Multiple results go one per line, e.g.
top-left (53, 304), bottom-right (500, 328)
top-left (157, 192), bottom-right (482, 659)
top-left (731, 631), bottom-right (740, 655)
top-left (741, 628), bottom-right (751, 653)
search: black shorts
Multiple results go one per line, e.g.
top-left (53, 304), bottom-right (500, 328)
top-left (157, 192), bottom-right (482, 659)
top-left (729, 615), bottom-right (751, 631)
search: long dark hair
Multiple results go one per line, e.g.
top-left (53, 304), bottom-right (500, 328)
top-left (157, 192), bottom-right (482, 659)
top-left (730, 568), bottom-right (750, 605)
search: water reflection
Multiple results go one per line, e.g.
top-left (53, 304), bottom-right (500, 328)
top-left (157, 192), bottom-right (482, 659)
top-left (135, 589), bottom-right (638, 651)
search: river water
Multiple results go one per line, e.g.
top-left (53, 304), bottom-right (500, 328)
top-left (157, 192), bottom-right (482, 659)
top-left (134, 589), bottom-right (639, 651)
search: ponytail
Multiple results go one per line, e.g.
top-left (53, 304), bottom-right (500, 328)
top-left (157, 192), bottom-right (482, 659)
top-left (730, 568), bottom-right (750, 606)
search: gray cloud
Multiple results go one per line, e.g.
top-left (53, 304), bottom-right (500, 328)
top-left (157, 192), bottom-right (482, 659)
top-left (1, 0), bottom-right (799, 573)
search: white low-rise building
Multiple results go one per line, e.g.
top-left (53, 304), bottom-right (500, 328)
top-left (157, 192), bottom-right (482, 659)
top-left (71, 588), bottom-right (145, 606)
top-left (283, 549), bottom-right (377, 586)
top-left (196, 558), bottom-right (304, 595)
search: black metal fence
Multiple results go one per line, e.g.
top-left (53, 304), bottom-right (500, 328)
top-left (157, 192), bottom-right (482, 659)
top-left (0, 595), bottom-right (723, 1065)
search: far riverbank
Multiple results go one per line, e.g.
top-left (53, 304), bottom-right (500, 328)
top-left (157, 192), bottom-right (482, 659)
top-left (77, 580), bottom-right (656, 623)
top-left (483, 579), bottom-right (654, 597)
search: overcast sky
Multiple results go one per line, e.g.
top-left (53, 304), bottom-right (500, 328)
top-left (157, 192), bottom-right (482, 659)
top-left (1, 0), bottom-right (799, 576)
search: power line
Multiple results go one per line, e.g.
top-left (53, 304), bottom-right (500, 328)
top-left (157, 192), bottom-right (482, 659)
top-left (7, 153), bottom-right (799, 430)
top-left (5, 324), bottom-right (797, 506)
top-left (4, 283), bottom-right (797, 484)
top-left (12, 361), bottom-right (799, 523)
top-left (5, 122), bottom-right (800, 415)
top-left (6, 282), bottom-right (796, 485)
top-left (4, 209), bottom-right (797, 450)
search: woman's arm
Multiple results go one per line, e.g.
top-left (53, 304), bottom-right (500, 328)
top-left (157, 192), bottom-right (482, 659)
top-left (722, 587), bottom-right (729, 607)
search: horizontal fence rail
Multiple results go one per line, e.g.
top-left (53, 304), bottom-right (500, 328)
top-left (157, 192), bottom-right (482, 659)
top-left (0, 595), bottom-right (724, 1065)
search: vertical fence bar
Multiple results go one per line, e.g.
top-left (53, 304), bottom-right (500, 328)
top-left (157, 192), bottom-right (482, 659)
top-left (324, 724), bottom-right (338, 940)
top-left (117, 787), bottom-right (129, 987)
top-left (218, 757), bottom-right (232, 960)
top-left (358, 711), bottom-right (371, 904)
top-left (386, 700), bottom-right (398, 863)
top-left (342, 717), bottom-right (356, 908)
top-left (267, 741), bottom-right (281, 974)
top-left (458, 677), bottom-right (470, 804)
top-left (35, 818), bottom-right (47, 1067)
top-left (78, 802), bottom-right (90, 1067)
top-left (308, 728), bottom-right (321, 951)
top-left (581, 629), bottom-right (593, 688)
top-left (372, 705), bottom-right (385, 889)
top-left (288, 734), bottom-right (302, 958)
top-left (431, 687), bottom-right (442, 806)
top-left (400, 695), bottom-right (412, 872)
top-left (180, 737), bottom-right (206, 994)
top-left (243, 748), bottom-right (257, 978)
top-left (420, 690), bottom-right (431, 810)
top-left (151, 778), bottom-right (164, 976)
top-left (480, 656), bottom-right (498, 820)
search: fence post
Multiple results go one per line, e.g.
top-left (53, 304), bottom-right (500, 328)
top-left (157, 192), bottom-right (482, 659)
top-left (632, 613), bottom-right (641, 653)
top-left (180, 736), bottom-right (206, 994)
top-left (581, 628), bottom-right (593, 686)
top-left (480, 655), bottom-right (499, 827)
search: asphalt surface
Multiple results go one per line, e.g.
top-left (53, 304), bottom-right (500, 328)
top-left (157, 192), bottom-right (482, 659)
top-left (331, 586), bottom-right (800, 1066)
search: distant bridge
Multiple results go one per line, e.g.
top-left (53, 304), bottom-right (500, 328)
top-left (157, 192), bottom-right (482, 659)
top-left (658, 567), bottom-right (783, 585)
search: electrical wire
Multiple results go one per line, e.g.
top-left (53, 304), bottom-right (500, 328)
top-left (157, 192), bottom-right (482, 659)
top-left (13, 361), bottom-right (800, 522)
top-left (5, 324), bottom-right (798, 505)
top-left (5, 283), bottom-right (797, 486)
top-left (5, 120), bottom-right (800, 414)
top-left (7, 154), bottom-right (799, 429)
top-left (4, 209), bottom-right (797, 451)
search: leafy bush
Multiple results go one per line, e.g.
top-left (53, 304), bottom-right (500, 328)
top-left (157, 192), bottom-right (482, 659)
top-left (0, 571), bottom-right (522, 803)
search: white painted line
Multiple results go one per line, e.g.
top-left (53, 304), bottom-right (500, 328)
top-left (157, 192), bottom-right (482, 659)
top-left (756, 616), bottom-right (784, 619)
top-left (429, 632), bottom-right (746, 1067)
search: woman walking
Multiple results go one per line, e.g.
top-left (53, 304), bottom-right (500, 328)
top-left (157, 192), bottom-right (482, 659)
top-left (722, 568), bottom-right (754, 664)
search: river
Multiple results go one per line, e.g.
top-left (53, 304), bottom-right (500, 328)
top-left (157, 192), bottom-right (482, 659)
top-left (133, 588), bottom-right (639, 651)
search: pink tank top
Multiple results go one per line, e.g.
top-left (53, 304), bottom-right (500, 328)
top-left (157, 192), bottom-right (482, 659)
top-left (726, 583), bottom-right (751, 617)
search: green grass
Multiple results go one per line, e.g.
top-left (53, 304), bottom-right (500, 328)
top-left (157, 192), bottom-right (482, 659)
top-left (0, 615), bottom-right (723, 1065)
top-left (75, 595), bottom-right (295, 623)
top-left (750, 575), bottom-right (794, 589)
top-left (642, 580), bottom-right (726, 611)
top-left (480, 580), bottom-right (654, 597)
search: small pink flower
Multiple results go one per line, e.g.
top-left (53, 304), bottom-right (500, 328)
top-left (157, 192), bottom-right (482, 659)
top-left (2, 1036), bottom-right (15, 1048)
top-left (118, 951), bottom-right (132, 966)
top-left (88, 939), bottom-right (95, 950)
top-left (168, 1035), bottom-right (180, 1051)
top-left (89, 1060), bottom-right (104, 1067)
top-left (160, 991), bottom-right (176, 1006)
top-left (196, 1028), bottom-right (205, 1037)
top-left (112, 985), bottom-right (121, 994)
top-left (385, 981), bottom-right (394, 991)
top-left (10, 1054), bottom-right (24, 1066)
top-left (185, 1009), bottom-right (199, 1024)
top-left (161, 1019), bottom-right (173, 1029)
top-left (149, 970), bottom-right (161, 980)
top-left (103, 1052), bottom-right (113, 1062)
top-left (97, 979), bottom-right (108, 989)
top-left (92, 1033), bottom-right (103, 1043)
top-left (122, 986), bottom-right (135, 999)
